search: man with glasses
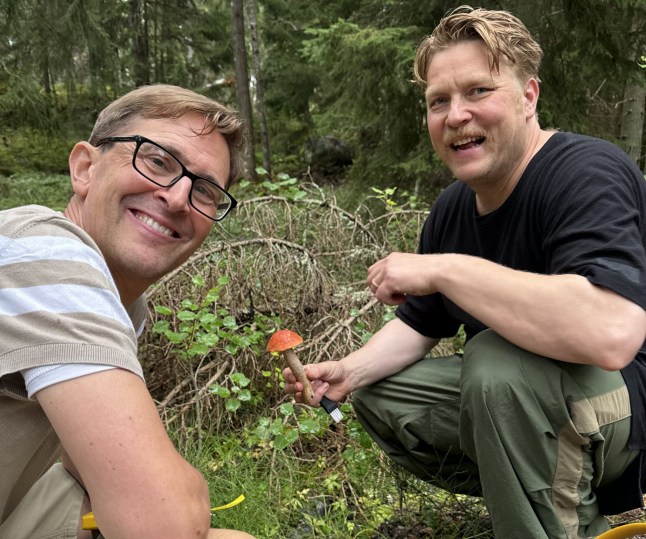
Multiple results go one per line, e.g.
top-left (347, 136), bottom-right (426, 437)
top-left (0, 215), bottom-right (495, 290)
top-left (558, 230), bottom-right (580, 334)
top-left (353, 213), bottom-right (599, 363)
top-left (0, 85), bottom-right (255, 539)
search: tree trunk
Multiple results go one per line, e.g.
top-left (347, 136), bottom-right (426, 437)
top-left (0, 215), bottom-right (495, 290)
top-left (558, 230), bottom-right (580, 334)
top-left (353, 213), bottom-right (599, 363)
top-left (231, 0), bottom-right (257, 181)
top-left (130, 0), bottom-right (150, 86)
top-left (620, 80), bottom-right (646, 169)
top-left (619, 14), bottom-right (646, 172)
top-left (246, 0), bottom-right (271, 177)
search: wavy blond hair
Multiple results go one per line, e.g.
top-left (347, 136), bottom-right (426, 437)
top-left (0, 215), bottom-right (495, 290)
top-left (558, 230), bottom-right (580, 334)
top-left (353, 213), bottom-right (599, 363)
top-left (413, 6), bottom-right (543, 87)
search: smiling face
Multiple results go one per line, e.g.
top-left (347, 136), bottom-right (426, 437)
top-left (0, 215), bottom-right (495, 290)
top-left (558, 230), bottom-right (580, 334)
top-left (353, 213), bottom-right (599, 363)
top-left (425, 40), bottom-right (541, 208)
top-left (65, 113), bottom-right (231, 304)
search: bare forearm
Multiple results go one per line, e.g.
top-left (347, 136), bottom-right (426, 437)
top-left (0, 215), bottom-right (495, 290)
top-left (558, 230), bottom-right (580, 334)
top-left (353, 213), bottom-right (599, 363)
top-left (341, 318), bottom-right (438, 392)
top-left (434, 254), bottom-right (646, 368)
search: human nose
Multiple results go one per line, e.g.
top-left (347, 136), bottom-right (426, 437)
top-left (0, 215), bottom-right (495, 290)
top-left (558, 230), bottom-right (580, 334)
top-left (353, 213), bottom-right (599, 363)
top-left (155, 176), bottom-right (192, 212)
top-left (446, 96), bottom-right (472, 127)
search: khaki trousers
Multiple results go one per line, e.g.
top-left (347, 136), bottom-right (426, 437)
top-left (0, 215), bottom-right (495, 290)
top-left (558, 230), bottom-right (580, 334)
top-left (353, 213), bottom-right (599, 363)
top-left (0, 463), bottom-right (85, 539)
top-left (353, 330), bottom-right (637, 539)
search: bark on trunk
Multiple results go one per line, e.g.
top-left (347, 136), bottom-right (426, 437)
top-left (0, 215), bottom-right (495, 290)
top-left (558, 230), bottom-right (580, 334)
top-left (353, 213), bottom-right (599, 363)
top-left (231, 0), bottom-right (257, 181)
top-left (246, 0), bottom-right (271, 176)
top-left (619, 80), bottom-right (646, 167)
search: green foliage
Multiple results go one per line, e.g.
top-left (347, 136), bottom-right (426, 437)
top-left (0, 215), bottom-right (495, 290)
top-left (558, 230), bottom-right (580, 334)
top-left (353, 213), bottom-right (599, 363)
top-left (152, 274), bottom-right (277, 362)
top-left (210, 372), bottom-right (253, 413)
top-left (250, 167), bottom-right (309, 201)
top-left (0, 129), bottom-right (75, 176)
top-left (2, 0), bottom-right (644, 193)
top-left (0, 172), bottom-right (71, 211)
top-left (301, 21), bottom-right (430, 183)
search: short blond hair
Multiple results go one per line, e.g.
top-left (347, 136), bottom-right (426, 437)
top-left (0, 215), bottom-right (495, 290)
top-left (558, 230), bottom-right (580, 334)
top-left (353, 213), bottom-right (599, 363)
top-left (89, 84), bottom-right (245, 187)
top-left (413, 6), bottom-right (543, 87)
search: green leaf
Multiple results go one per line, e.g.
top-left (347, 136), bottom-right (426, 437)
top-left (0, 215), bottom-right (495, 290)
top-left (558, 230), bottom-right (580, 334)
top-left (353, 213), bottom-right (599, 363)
top-left (224, 344), bottom-right (239, 355)
top-left (199, 313), bottom-right (218, 325)
top-left (269, 418), bottom-right (284, 435)
top-left (252, 424), bottom-right (270, 440)
top-left (237, 389), bottom-right (252, 402)
top-left (225, 398), bottom-right (241, 412)
top-left (274, 429), bottom-right (299, 450)
top-left (204, 288), bottom-right (220, 304)
top-left (154, 305), bottom-right (173, 316)
top-left (230, 372), bottom-right (250, 387)
top-left (177, 310), bottom-right (197, 321)
top-left (222, 315), bottom-right (237, 328)
top-left (180, 299), bottom-right (198, 310)
top-left (279, 402), bottom-right (294, 416)
top-left (210, 385), bottom-right (230, 398)
top-left (199, 333), bottom-right (219, 347)
top-left (187, 343), bottom-right (209, 356)
top-left (273, 434), bottom-right (291, 450)
top-left (152, 320), bottom-right (170, 333)
top-left (163, 330), bottom-right (188, 344)
top-left (298, 419), bottom-right (320, 434)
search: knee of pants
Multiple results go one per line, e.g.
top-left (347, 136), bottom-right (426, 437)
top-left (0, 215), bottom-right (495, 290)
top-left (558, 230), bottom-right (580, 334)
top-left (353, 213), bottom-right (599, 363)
top-left (460, 330), bottom-right (562, 422)
top-left (461, 330), bottom-right (535, 403)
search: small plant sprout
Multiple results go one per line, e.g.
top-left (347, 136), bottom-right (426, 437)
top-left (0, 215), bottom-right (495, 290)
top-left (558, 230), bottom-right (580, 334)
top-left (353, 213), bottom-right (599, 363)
top-left (266, 329), bottom-right (343, 423)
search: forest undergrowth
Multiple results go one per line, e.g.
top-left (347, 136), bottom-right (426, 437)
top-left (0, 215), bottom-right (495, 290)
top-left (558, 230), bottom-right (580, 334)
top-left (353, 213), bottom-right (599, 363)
top-left (139, 174), bottom-right (496, 538)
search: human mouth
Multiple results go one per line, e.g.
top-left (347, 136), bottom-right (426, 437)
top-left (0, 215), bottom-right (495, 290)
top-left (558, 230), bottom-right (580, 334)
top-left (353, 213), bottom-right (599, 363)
top-left (449, 135), bottom-right (486, 151)
top-left (133, 210), bottom-right (179, 238)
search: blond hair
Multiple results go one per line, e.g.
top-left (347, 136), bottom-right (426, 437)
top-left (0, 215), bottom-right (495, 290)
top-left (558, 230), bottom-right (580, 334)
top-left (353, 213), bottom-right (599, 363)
top-left (89, 84), bottom-right (245, 186)
top-left (413, 6), bottom-right (543, 87)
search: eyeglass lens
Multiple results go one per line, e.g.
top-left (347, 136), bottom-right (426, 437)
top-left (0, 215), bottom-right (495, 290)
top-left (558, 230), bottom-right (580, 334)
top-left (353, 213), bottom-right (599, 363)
top-left (135, 141), bottom-right (231, 220)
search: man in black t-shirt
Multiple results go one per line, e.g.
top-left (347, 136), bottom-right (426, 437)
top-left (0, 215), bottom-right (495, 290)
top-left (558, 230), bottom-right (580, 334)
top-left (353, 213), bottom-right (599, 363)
top-left (284, 7), bottom-right (646, 538)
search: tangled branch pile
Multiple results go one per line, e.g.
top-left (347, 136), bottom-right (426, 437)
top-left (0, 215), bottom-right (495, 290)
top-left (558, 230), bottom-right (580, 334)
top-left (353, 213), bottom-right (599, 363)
top-left (139, 183), bottom-right (437, 432)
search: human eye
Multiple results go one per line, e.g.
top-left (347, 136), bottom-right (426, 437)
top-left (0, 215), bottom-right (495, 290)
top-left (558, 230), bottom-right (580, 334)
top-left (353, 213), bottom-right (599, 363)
top-left (471, 86), bottom-right (493, 97)
top-left (192, 179), bottom-right (223, 206)
top-left (138, 143), bottom-right (178, 175)
top-left (427, 95), bottom-right (448, 111)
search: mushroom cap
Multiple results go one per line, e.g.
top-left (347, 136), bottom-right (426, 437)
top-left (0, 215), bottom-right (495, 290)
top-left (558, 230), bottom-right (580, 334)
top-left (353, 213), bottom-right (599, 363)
top-left (266, 329), bottom-right (303, 353)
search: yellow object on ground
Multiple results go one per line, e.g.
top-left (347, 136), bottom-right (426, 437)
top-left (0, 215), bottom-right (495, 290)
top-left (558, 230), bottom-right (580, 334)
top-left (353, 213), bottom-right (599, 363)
top-left (81, 494), bottom-right (246, 530)
top-left (81, 511), bottom-right (98, 530)
top-left (211, 494), bottom-right (245, 511)
top-left (597, 523), bottom-right (646, 539)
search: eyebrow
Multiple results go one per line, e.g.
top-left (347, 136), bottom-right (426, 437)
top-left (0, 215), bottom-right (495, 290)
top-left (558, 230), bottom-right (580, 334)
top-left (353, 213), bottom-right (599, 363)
top-left (425, 73), bottom-right (496, 100)
top-left (161, 141), bottom-right (222, 186)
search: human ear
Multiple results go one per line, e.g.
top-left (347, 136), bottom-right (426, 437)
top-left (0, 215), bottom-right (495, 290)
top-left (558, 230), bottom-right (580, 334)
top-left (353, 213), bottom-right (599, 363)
top-left (68, 141), bottom-right (96, 199)
top-left (523, 78), bottom-right (540, 119)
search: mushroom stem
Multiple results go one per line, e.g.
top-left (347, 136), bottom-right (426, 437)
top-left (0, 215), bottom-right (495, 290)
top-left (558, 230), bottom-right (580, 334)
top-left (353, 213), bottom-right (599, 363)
top-left (283, 348), bottom-right (315, 405)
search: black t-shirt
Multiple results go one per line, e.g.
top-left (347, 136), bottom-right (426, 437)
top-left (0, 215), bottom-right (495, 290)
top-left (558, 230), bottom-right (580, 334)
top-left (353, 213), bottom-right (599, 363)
top-left (396, 132), bottom-right (646, 454)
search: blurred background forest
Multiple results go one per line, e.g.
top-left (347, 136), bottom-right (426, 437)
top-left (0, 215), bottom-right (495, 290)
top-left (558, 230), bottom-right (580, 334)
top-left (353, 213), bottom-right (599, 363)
top-left (1, 1), bottom-right (646, 537)
top-left (0, 0), bottom-right (645, 192)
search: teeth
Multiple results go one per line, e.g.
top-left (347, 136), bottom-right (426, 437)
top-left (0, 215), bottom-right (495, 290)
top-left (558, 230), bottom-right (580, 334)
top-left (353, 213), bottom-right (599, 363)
top-left (135, 212), bottom-right (174, 237)
top-left (452, 136), bottom-right (482, 146)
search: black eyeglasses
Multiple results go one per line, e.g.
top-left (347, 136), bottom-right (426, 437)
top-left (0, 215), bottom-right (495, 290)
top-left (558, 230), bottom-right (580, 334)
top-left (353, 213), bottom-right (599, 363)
top-left (95, 135), bottom-right (237, 222)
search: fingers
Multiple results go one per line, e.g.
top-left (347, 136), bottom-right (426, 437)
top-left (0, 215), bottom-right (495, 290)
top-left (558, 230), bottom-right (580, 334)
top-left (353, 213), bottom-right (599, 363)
top-left (367, 264), bottom-right (407, 305)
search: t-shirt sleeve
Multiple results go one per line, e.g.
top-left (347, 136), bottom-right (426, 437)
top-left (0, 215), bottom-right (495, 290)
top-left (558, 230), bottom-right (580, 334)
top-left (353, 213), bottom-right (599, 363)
top-left (542, 140), bottom-right (646, 311)
top-left (0, 209), bottom-right (144, 379)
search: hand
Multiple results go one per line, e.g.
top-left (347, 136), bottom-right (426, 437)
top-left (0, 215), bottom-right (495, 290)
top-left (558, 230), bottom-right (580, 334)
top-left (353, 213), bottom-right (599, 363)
top-left (367, 253), bottom-right (441, 305)
top-left (283, 360), bottom-right (350, 405)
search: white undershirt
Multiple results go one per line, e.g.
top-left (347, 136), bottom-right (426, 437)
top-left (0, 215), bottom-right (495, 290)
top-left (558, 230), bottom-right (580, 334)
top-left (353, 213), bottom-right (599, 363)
top-left (21, 363), bottom-right (116, 399)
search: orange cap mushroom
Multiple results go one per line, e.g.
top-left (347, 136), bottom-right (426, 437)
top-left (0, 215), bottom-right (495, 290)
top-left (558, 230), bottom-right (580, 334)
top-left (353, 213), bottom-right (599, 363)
top-left (267, 329), bottom-right (314, 405)
top-left (266, 329), bottom-right (303, 353)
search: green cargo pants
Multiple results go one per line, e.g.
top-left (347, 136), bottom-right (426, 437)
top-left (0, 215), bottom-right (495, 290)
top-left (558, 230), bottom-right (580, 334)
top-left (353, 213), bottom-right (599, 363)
top-left (353, 330), bottom-right (638, 539)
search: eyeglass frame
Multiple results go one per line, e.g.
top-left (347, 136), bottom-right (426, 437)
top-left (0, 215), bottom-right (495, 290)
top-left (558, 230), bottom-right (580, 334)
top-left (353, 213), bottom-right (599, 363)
top-left (94, 134), bottom-right (238, 222)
